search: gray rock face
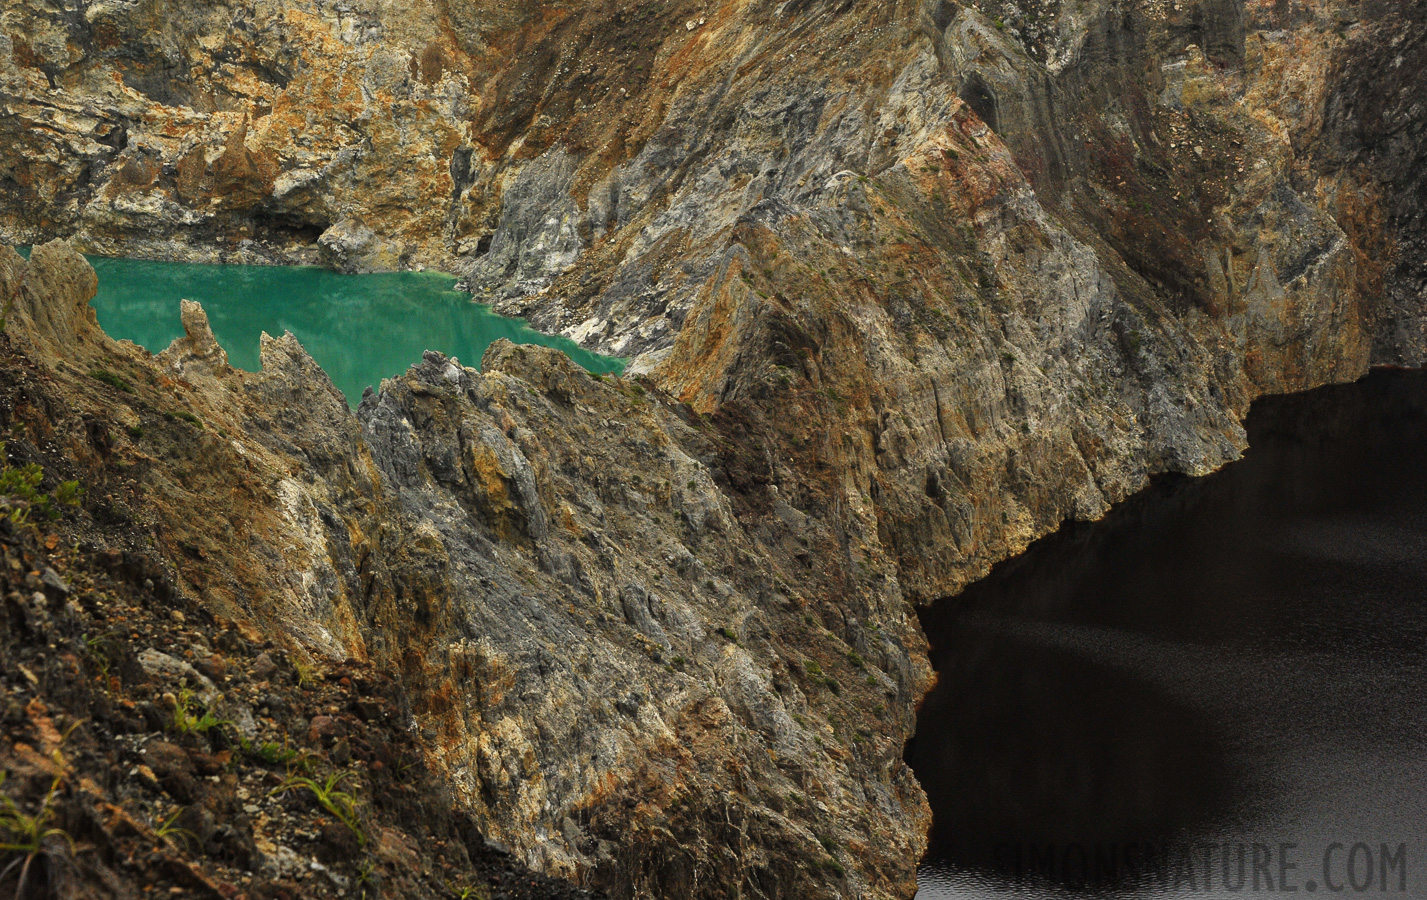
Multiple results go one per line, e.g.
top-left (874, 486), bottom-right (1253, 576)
top-left (138, 648), bottom-right (220, 702)
top-left (461, 151), bottom-right (585, 302)
top-left (1312, 4), bottom-right (1427, 363)
top-left (318, 218), bottom-right (397, 274)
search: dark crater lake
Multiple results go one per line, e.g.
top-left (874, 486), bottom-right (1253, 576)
top-left (911, 368), bottom-right (1427, 898)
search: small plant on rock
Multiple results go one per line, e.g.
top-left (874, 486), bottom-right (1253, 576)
top-left (162, 410), bottom-right (203, 429)
top-left (81, 631), bottom-right (120, 677)
top-left (88, 369), bottom-right (134, 393)
top-left (291, 656), bottom-right (318, 688)
top-left (169, 689), bottom-right (228, 736)
top-left (53, 480), bottom-right (82, 507)
top-left (152, 807), bottom-right (196, 850)
top-left (0, 773), bottom-right (74, 898)
top-left (270, 771), bottom-right (365, 846)
top-left (0, 442), bottom-right (82, 524)
top-left (241, 737), bottom-right (305, 768)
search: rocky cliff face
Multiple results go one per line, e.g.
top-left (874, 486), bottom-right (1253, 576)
top-left (1, 0), bottom-right (1424, 898)
top-left (1, 242), bottom-right (933, 899)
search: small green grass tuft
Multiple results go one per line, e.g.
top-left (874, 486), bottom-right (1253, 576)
top-left (153, 808), bottom-right (196, 850)
top-left (88, 369), bottom-right (134, 393)
top-left (241, 737), bottom-right (305, 768)
top-left (53, 481), bottom-right (82, 507)
top-left (270, 771), bottom-right (365, 846)
top-left (292, 656), bottom-right (318, 688)
top-left (81, 631), bottom-right (120, 676)
top-left (0, 773), bottom-right (75, 897)
top-left (163, 411), bottom-right (203, 429)
top-left (170, 688), bottom-right (228, 736)
top-left (0, 442), bottom-right (80, 524)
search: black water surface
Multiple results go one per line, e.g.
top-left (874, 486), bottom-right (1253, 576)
top-left (911, 368), bottom-right (1427, 898)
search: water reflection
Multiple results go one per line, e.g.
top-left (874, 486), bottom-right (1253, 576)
top-left (912, 369), bottom-right (1427, 898)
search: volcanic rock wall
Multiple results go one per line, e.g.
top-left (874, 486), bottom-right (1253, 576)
top-left (1, 0), bottom-right (1424, 898)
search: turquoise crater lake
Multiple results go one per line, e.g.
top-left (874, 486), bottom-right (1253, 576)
top-left (57, 253), bottom-right (624, 405)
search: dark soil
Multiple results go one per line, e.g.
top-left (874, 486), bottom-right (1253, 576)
top-left (0, 463), bottom-right (600, 900)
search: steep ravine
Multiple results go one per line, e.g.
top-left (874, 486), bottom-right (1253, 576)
top-left (1, 0), bottom-right (1424, 898)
